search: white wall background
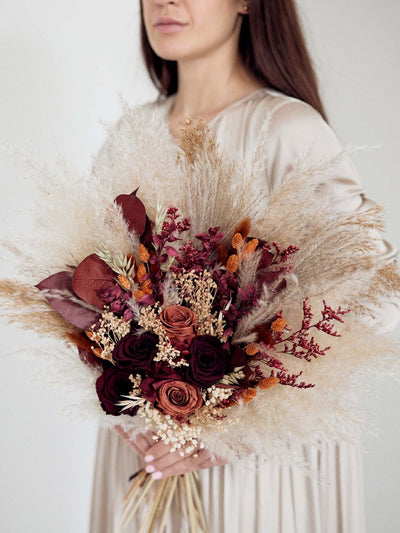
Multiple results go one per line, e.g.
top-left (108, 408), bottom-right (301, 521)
top-left (0, 1), bottom-right (399, 532)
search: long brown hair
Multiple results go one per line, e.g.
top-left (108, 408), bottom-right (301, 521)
top-left (139, 0), bottom-right (328, 122)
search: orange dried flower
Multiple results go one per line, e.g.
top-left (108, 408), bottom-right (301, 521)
top-left (226, 254), bottom-right (239, 273)
top-left (134, 289), bottom-right (146, 301)
top-left (254, 324), bottom-right (274, 345)
top-left (231, 233), bottom-right (243, 250)
top-left (245, 344), bottom-right (259, 356)
top-left (117, 274), bottom-right (131, 290)
top-left (139, 244), bottom-right (150, 263)
top-left (242, 238), bottom-right (259, 259)
top-left (141, 279), bottom-right (153, 295)
top-left (271, 318), bottom-right (287, 332)
top-left (137, 262), bottom-right (147, 282)
top-left (85, 330), bottom-right (97, 341)
top-left (66, 331), bottom-right (94, 353)
top-left (241, 388), bottom-right (257, 403)
top-left (92, 347), bottom-right (104, 358)
top-left (234, 218), bottom-right (251, 240)
top-left (258, 377), bottom-right (280, 390)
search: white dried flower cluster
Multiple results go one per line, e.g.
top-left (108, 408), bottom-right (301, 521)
top-left (202, 384), bottom-right (234, 408)
top-left (129, 373), bottom-right (142, 395)
top-left (138, 402), bottom-right (204, 455)
top-left (115, 374), bottom-right (145, 413)
top-left (137, 303), bottom-right (161, 332)
top-left (172, 270), bottom-right (226, 338)
top-left (90, 306), bottom-right (130, 362)
top-left (154, 338), bottom-right (189, 368)
top-left (138, 304), bottom-right (188, 367)
top-left (188, 403), bottom-right (239, 438)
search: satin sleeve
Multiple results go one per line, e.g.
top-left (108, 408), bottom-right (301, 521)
top-left (264, 100), bottom-right (400, 332)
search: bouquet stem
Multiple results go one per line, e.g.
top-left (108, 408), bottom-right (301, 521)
top-left (120, 469), bottom-right (208, 532)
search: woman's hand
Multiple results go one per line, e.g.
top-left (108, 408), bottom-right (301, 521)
top-left (114, 425), bottom-right (228, 479)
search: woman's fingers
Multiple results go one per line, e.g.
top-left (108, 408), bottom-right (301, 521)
top-left (113, 427), bottom-right (230, 476)
top-left (151, 452), bottom-right (205, 478)
top-left (113, 426), bottom-right (156, 459)
top-left (146, 449), bottom-right (209, 474)
top-left (147, 450), bottom-right (227, 479)
top-left (142, 438), bottom-right (173, 462)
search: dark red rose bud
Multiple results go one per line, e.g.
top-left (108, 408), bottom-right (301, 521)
top-left (186, 335), bottom-right (230, 388)
top-left (95, 368), bottom-right (137, 416)
top-left (112, 332), bottom-right (158, 372)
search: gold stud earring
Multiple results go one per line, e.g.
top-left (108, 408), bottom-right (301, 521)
top-left (243, 3), bottom-right (249, 13)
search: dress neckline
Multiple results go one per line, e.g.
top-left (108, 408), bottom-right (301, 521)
top-left (158, 87), bottom-right (268, 142)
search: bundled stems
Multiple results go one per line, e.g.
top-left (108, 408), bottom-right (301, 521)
top-left (120, 469), bottom-right (208, 532)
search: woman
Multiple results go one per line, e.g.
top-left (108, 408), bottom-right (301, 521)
top-left (89, 1), bottom-right (400, 532)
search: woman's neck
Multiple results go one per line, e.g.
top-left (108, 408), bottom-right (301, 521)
top-left (168, 43), bottom-right (264, 131)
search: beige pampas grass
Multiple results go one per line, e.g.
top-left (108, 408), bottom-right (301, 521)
top-left (1, 99), bottom-right (399, 467)
top-left (0, 279), bottom-right (78, 338)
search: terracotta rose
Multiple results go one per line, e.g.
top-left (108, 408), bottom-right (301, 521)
top-left (156, 380), bottom-right (203, 418)
top-left (159, 305), bottom-right (197, 345)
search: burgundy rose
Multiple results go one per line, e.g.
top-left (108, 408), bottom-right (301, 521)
top-left (186, 335), bottom-right (230, 388)
top-left (95, 367), bottom-right (137, 416)
top-left (159, 305), bottom-right (197, 345)
top-left (229, 347), bottom-right (251, 387)
top-left (112, 332), bottom-right (158, 371)
top-left (156, 380), bottom-right (203, 418)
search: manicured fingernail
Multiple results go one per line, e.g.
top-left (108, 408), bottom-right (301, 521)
top-left (152, 471), bottom-right (163, 480)
top-left (144, 454), bottom-right (154, 462)
top-left (145, 464), bottom-right (155, 473)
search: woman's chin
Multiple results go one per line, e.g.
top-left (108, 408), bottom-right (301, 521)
top-left (152, 44), bottom-right (192, 63)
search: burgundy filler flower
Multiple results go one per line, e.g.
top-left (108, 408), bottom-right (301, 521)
top-left (95, 368), bottom-right (137, 416)
top-left (155, 380), bottom-right (203, 418)
top-left (186, 335), bottom-right (230, 388)
top-left (112, 332), bottom-right (158, 372)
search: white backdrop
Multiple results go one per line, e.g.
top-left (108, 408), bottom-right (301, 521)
top-left (0, 1), bottom-right (399, 532)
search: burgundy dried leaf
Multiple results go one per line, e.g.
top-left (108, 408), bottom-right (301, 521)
top-left (35, 271), bottom-right (101, 330)
top-left (165, 246), bottom-right (180, 257)
top-left (153, 234), bottom-right (164, 247)
top-left (72, 254), bottom-right (116, 309)
top-left (141, 215), bottom-right (154, 248)
top-left (139, 293), bottom-right (156, 306)
top-left (114, 189), bottom-right (147, 236)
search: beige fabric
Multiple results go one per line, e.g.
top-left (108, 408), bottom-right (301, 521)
top-left (89, 87), bottom-right (400, 532)
top-left (90, 428), bottom-right (366, 533)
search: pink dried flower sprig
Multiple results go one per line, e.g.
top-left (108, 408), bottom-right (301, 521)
top-left (264, 241), bottom-right (300, 263)
top-left (151, 206), bottom-right (191, 278)
top-left (273, 298), bottom-right (351, 362)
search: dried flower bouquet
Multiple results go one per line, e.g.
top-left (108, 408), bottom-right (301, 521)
top-left (1, 105), bottom-right (400, 531)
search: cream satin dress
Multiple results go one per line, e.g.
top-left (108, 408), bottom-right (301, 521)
top-left (89, 87), bottom-right (400, 533)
